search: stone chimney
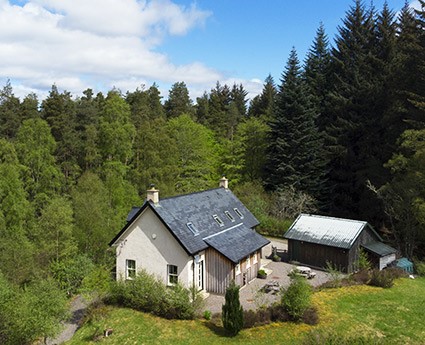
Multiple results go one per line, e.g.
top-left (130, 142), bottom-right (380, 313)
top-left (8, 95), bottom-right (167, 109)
top-left (219, 176), bottom-right (229, 189)
top-left (147, 184), bottom-right (159, 203)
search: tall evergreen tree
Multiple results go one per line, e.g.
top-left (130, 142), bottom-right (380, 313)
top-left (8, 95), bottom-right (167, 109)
top-left (324, 0), bottom-right (386, 220)
top-left (265, 48), bottom-right (323, 197)
top-left (248, 75), bottom-right (277, 120)
top-left (0, 81), bottom-right (22, 139)
top-left (304, 23), bottom-right (331, 132)
top-left (164, 81), bottom-right (194, 119)
top-left (41, 85), bottom-right (80, 188)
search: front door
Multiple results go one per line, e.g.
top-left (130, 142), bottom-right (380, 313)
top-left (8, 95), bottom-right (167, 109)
top-left (198, 260), bottom-right (204, 290)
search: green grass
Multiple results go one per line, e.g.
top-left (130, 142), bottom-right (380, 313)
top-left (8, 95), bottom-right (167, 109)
top-left (66, 278), bottom-right (425, 345)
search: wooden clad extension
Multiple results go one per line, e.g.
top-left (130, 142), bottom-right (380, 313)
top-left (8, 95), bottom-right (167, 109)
top-left (205, 248), bottom-right (262, 294)
top-left (205, 248), bottom-right (234, 294)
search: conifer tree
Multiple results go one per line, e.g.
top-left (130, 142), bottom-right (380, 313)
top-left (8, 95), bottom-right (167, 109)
top-left (0, 80), bottom-right (22, 139)
top-left (248, 74), bottom-right (276, 120)
top-left (324, 0), bottom-right (386, 220)
top-left (304, 23), bottom-right (331, 132)
top-left (222, 281), bottom-right (243, 336)
top-left (265, 48), bottom-right (323, 198)
top-left (164, 81), bottom-right (194, 119)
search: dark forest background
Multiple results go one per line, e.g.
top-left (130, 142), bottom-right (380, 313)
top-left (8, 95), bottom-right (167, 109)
top-left (1, 1), bottom-right (425, 341)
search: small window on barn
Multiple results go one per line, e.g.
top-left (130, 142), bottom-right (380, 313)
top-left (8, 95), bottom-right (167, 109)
top-left (234, 208), bottom-right (244, 219)
top-left (224, 211), bottom-right (235, 222)
top-left (213, 214), bottom-right (224, 227)
top-left (126, 259), bottom-right (136, 280)
top-left (168, 265), bottom-right (178, 285)
top-left (186, 222), bottom-right (199, 235)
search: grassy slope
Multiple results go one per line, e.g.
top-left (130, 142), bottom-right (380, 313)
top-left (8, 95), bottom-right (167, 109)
top-left (67, 278), bottom-right (425, 345)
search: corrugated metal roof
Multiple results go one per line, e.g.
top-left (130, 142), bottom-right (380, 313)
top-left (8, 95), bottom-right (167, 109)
top-left (362, 241), bottom-right (397, 257)
top-left (284, 214), bottom-right (368, 249)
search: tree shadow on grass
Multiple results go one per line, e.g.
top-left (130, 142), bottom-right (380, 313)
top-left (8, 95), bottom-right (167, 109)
top-left (203, 320), bottom-right (236, 338)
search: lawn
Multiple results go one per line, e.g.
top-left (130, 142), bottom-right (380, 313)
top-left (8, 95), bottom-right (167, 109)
top-left (66, 277), bottom-right (425, 345)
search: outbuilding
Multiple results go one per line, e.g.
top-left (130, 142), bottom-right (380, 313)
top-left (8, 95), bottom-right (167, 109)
top-left (284, 214), bottom-right (397, 273)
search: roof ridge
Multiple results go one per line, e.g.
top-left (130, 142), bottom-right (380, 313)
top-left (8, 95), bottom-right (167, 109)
top-left (300, 213), bottom-right (367, 224)
top-left (202, 222), bottom-right (243, 240)
top-left (155, 187), bottom-right (226, 202)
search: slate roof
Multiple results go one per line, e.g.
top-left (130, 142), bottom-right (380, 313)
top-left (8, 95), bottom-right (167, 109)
top-left (362, 241), bottom-right (397, 257)
top-left (204, 223), bottom-right (270, 263)
top-left (110, 187), bottom-right (269, 260)
top-left (284, 214), bottom-right (381, 249)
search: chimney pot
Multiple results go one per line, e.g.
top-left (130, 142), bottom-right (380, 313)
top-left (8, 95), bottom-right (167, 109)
top-left (219, 176), bottom-right (229, 189)
top-left (147, 185), bottom-right (159, 203)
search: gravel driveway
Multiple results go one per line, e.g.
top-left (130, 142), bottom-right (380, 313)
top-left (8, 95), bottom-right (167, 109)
top-left (204, 237), bottom-right (331, 314)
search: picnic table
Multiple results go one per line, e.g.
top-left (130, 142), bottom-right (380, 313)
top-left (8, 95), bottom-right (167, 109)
top-left (263, 280), bottom-right (280, 294)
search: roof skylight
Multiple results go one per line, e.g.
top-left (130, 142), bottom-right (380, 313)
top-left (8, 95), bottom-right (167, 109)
top-left (186, 222), bottom-right (199, 235)
top-left (213, 214), bottom-right (224, 227)
top-left (234, 208), bottom-right (244, 219)
top-left (225, 211), bottom-right (235, 222)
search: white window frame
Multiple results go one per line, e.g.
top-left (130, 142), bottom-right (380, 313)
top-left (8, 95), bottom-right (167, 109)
top-left (246, 256), bottom-right (251, 269)
top-left (213, 214), bottom-right (224, 227)
top-left (253, 252), bottom-right (258, 264)
top-left (224, 210), bottom-right (235, 222)
top-left (234, 208), bottom-right (244, 219)
top-left (126, 259), bottom-right (136, 280)
top-left (168, 264), bottom-right (178, 286)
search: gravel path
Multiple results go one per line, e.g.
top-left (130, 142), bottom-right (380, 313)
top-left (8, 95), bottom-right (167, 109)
top-left (46, 295), bottom-right (87, 345)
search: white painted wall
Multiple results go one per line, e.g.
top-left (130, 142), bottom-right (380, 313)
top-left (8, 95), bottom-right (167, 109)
top-left (379, 253), bottom-right (396, 270)
top-left (114, 207), bottom-right (192, 287)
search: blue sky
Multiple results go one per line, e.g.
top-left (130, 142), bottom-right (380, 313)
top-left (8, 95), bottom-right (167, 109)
top-left (0, 0), bottom-right (414, 100)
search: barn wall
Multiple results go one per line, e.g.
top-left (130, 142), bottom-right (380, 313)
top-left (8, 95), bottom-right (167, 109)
top-left (348, 227), bottom-right (382, 272)
top-left (288, 240), bottom-right (350, 272)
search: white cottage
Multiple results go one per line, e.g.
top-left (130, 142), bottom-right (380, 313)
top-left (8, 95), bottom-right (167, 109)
top-left (109, 178), bottom-right (269, 294)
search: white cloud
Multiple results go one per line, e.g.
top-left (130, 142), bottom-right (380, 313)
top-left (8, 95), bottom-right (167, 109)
top-left (0, 0), bottom-right (262, 101)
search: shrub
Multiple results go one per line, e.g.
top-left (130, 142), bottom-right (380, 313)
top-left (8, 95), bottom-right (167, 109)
top-left (222, 281), bottom-right (244, 336)
top-left (415, 260), bottom-right (425, 276)
top-left (50, 255), bottom-right (95, 295)
top-left (356, 249), bottom-right (371, 271)
top-left (107, 269), bottom-right (195, 320)
top-left (257, 269), bottom-right (267, 279)
top-left (203, 310), bottom-right (212, 320)
top-left (269, 304), bottom-right (290, 322)
top-left (302, 306), bottom-right (319, 325)
top-left (281, 276), bottom-right (312, 321)
top-left (368, 269), bottom-right (394, 288)
top-left (325, 261), bottom-right (343, 288)
top-left (163, 283), bottom-right (195, 320)
top-left (351, 269), bottom-right (370, 285)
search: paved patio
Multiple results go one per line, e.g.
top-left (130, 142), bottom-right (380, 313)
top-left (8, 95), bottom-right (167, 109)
top-left (203, 238), bottom-right (331, 314)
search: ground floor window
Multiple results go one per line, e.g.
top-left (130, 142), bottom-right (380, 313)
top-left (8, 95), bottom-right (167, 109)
top-left (168, 264), bottom-right (178, 285)
top-left (126, 259), bottom-right (136, 280)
